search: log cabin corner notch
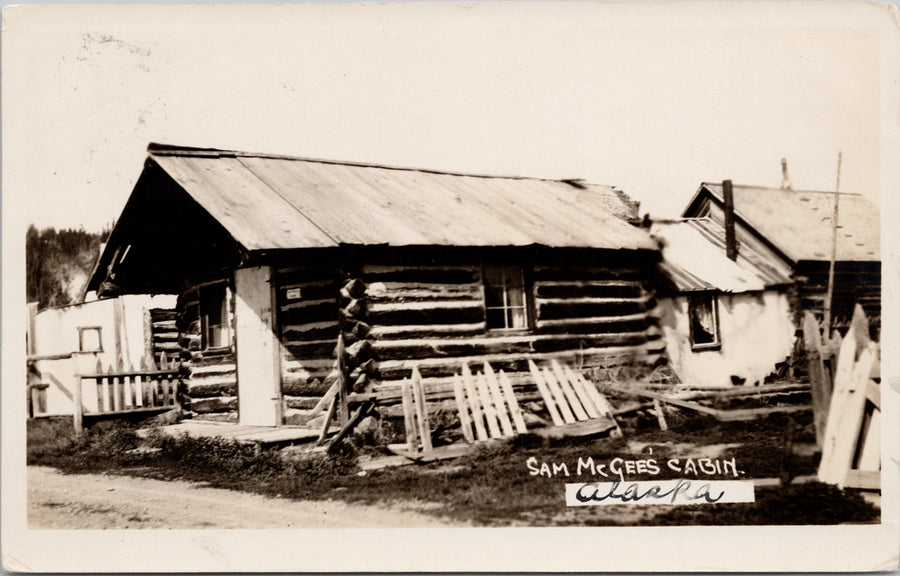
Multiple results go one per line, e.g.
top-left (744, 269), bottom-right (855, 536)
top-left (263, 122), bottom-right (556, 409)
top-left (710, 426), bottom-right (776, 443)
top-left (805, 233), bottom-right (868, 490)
top-left (86, 143), bottom-right (664, 427)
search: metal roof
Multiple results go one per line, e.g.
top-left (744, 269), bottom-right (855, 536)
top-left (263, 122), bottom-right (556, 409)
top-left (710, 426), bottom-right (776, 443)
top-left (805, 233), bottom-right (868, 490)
top-left (651, 219), bottom-right (793, 293)
top-left (147, 144), bottom-right (656, 252)
top-left (685, 183), bottom-right (880, 263)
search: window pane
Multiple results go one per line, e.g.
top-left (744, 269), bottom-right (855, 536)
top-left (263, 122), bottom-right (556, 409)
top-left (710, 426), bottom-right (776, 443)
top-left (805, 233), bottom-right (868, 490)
top-left (485, 284), bottom-right (504, 308)
top-left (201, 283), bottom-right (229, 349)
top-left (508, 306), bottom-right (527, 329)
top-left (487, 308), bottom-right (506, 329)
top-left (507, 285), bottom-right (525, 308)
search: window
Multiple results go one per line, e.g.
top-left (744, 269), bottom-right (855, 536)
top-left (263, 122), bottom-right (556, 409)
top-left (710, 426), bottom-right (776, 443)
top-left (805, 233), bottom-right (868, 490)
top-left (78, 327), bottom-right (103, 352)
top-left (200, 283), bottom-right (231, 350)
top-left (688, 293), bottom-right (720, 350)
top-left (483, 265), bottom-right (529, 331)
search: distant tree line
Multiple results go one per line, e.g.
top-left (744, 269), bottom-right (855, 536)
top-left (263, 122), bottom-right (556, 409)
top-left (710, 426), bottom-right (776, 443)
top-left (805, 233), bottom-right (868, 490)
top-left (26, 225), bottom-right (111, 309)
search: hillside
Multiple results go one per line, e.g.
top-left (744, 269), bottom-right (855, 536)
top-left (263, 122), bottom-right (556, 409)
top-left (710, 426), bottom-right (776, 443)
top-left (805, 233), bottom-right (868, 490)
top-left (26, 225), bottom-right (108, 309)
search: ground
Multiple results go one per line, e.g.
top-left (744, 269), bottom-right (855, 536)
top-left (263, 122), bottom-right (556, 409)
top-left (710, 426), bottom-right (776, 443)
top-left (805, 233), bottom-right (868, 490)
top-left (28, 466), bottom-right (453, 529)
top-left (25, 411), bottom-right (880, 528)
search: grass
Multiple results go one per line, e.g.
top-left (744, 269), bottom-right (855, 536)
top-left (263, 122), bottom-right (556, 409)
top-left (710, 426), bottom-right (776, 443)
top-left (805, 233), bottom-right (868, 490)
top-left (26, 411), bottom-right (879, 527)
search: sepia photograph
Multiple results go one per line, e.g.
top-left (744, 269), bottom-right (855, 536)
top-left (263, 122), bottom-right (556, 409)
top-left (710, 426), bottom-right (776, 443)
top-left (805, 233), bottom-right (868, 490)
top-left (2, 1), bottom-right (898, 572)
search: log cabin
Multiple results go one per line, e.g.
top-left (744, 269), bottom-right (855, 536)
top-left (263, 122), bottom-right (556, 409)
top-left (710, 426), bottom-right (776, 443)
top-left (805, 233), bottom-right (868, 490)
top-left (682, 182), bottom-right (881, 337)
top-left (86, 143), bottom-right (664, 426)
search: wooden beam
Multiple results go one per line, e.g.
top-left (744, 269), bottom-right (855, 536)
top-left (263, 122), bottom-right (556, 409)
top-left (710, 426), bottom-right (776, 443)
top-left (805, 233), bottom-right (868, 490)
top-left (461, 364), bottom-right (488, 441)
top-left (452, 374), bottom-right (475, 443)
top-left (528, 360), bottom-right (564, 426)
top-left (483, 363), bottom-right (514, 437)
top-left (498, 370), bottom-right (527, 434)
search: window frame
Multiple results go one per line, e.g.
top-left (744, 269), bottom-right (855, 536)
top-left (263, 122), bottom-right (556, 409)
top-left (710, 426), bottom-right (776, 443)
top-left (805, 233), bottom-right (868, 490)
top-left (77, 326), bottom-right (103, 353)
top-left (199, 281), bottom-right (233, 353)
top-left (687, 291), bottom-right (721, 351)
top-left (481, 264), bottom-right (533, 333)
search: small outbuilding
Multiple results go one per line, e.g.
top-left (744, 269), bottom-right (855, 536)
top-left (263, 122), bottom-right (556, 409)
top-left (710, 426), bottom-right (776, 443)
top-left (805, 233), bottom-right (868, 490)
top-left (86, 144), bottom-right (665, 426)
top-left (682, 182), bottom-right (881, 335)
top-left (650, 218), bottom-right (795, 388)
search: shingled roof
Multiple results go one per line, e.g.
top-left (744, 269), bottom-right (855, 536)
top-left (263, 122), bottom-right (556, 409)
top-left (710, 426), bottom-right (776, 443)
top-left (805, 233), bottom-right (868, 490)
top-left (683, 182), bottom-right (880, 263)
top-left (144, 143), bottom-right (654, 251)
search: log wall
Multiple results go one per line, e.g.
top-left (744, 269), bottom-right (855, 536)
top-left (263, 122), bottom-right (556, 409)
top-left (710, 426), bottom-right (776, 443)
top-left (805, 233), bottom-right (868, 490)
top-left (176, 282), bottom-right (238, 417)
top-left (274, 266), bottom-right (342, 422)
top-left (358, 260), bottom-right (664, 400)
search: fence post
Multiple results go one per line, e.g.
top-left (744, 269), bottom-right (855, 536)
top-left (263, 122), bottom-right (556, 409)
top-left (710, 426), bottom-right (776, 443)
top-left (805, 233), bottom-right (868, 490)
top-left (73, 374), bottom-right (84, 436)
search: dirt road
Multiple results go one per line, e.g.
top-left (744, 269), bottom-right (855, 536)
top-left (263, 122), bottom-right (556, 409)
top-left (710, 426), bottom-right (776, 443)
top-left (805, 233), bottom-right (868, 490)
top-left (27, 466), bottom-right (458, 529)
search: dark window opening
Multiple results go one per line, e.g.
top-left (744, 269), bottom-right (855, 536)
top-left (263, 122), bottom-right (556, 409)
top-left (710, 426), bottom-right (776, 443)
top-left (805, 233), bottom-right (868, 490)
top-left (688, 293), bottom-right (720, 350)
top-left (200, 283), bottom-right (231, 351)
top-left (78, 327), bottom-right (103, 352)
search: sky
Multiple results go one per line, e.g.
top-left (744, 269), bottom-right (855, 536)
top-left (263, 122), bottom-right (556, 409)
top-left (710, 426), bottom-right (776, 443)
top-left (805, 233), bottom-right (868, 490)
top-left (3, 1), bottom-right (891, 233)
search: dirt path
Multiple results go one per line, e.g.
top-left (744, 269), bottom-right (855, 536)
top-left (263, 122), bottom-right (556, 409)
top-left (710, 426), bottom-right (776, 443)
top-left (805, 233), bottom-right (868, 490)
top-left (28, 466), bottom-right (458, 529)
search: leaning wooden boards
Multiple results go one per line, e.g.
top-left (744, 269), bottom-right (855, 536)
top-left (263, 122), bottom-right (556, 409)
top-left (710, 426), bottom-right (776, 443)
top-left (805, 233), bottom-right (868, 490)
top-left (454, 362), bottom-right (528, 443)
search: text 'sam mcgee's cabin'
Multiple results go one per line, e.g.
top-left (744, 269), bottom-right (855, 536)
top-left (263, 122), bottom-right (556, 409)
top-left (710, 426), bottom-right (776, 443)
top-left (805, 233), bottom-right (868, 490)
top-left (86, 143), bottom-right (664, 428)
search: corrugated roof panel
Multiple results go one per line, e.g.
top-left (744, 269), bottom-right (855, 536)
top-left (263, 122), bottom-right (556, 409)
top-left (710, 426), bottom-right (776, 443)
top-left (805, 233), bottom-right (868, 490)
top-left (150, 148), bottom-right (657, 251)
top-left (698, 184), bottom-right (880, 262)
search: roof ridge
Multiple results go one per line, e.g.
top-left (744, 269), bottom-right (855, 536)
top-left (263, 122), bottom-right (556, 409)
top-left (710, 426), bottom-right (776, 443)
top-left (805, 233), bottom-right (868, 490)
top-left (700, 181), bottom-right (863, 197)
top-left (147, 142), bottom-right (608, 186)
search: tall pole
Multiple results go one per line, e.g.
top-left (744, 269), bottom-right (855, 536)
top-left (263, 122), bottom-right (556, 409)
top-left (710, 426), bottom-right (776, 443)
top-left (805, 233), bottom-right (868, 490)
top-left (823, 151), bottom-right (842, 334)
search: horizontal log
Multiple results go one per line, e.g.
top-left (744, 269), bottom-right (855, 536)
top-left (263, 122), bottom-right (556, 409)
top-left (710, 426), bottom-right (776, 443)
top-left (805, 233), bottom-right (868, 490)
top-left (279, 302), bottom-right (337, 326)
top-left (366, 281), bottom-right (483, 302)
top-left (367, 300), bottom-right (484, 325)
top-left (191, 352), bottom-right (236, 368)
top-left (532, 266), bottom-right (643, 282)
top-left (535, 313), bottom-right (651, 334)
top-left (534, 282), bottom-right (644, 299)
top-left (282, 377), bottom-right (335, 397)
top-left (278, 284), bottom-right (338, 304)
top-left (370, 332), bottom-right (648, 362)
top-left (536, 299), bottom-right (650, 321)
top-left (152, 320), bottom-right (178, 330)
top-left (189, 363), bottom-right (237, 377)
top-left (187, 380), bottom-right (237, 398)
top-left (283, 339), bottom-right (338, 360)
top-left (152, 342), bottom-right (182, 352)
top-left (283, 396), bottom-right (326, 410)
top-left (367, 322), bottom-right (487, 340)
top-left (152, 333), bottom-right (180, 343)
top-left (190, 396), bottom-right (237, 414)
top-left (282, 321), bottom-right (340, 341)
top-left (361, 266), bottom-right (480, 285)
top-left (150, 308), bottom-right (177, 319)
top-left (375, 344), bottom-right (653, 380)
top-left (280, 297), bottom-right (337, 311)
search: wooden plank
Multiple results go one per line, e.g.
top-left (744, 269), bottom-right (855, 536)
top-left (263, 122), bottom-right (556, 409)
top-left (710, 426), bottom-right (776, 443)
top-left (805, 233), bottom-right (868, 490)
top-left (73, 376), bottom-right (84, 435)
top-left (551, 360), bottom-right (589, 421)
top-left (387, 442), bottom-right (475, 463)
top-left (803, 311), bottom-right (831, 448)
top-left (653, 398), bottom-right (668, 431)
top-left (483, 363), bottom-right (514, 437)
top-left (498, 370), bottom-right (527, 434)
top-left (577, 373), bottom-right (622, 437)
top-left (819, 342), bottom-right (876, 487)
top-left (564, 366), bottom-right (600, 418)
top-left (337, 334), bottom-right (349, 427)
top-left (315, 393), bottom-right (338, 446)
top-left (531, 419), bottom-right (617, 440)
top-left (541, 367), bottom-right (576, 424)
top-left (528, 360), bottom-right (564, 426)
top-left (235, 265), bottom-right (282, 427)
top-left (843, 469), bottom-right (880, 491)
top-left (714, 405), bottom-right (812, 422)
top-left (411, 367), bottom-right (433, 452)
top-left (309, 381), bottom-right (339, 416)
top-left (328, 401), bottom-right (375, 452)
top-left (400, 378), bottom-right (418, 450)
top-left (475, 371), bottom-right (503, 439)
top-left (866, 380), bottom-right (880, 410)
top-left (161, 373), bottom-right (170, 408)
top-left (452, 374), bottom-right (475, 443)
top-left (601, 382), bottom-right (722, 417)
top-left (461, 364), bottom-right (488, 441)
top-left (856, 408), bottom-right (881, 472)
